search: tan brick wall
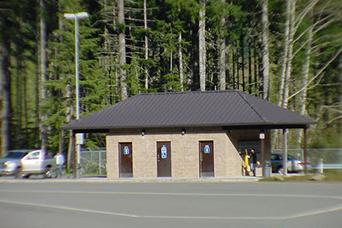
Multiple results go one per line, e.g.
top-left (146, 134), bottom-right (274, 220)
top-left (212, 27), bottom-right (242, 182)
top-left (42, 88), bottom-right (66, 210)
top-left (106, 129), bottom-right (244, 180)
top-left (106, 137), bottom-right (118, 179)
top-left (208, 132), bottom-right (244, 177)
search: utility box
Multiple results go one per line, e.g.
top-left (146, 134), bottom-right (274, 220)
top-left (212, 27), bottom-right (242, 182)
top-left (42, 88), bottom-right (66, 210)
top-left (264, 160), bottom-right (271, 177)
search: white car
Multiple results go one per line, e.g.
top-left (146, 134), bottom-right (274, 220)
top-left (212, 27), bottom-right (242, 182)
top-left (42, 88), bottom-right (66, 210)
top-left (0, 150), bottom-right (31, 177)
top-left (20, 149), bottom-right (56, 178)
top-left (0, 149), bottom-right (56, 178)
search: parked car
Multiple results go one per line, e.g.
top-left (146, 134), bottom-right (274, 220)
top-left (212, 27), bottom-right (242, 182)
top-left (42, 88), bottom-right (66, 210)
top-left (0, 150), bottom-right (31, 177)
top-left (0, 149), bottom-right (56, 178)
top-left (271, 153), bottom-right (310, 173)
top-left (20, 149), bottom-right (56, 178)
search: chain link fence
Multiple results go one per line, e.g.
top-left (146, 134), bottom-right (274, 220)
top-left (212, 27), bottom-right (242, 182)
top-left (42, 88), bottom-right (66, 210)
top-left (80, 149), bottom-right (106, 176)
top-left (79, 148), bottom-right (342, 176)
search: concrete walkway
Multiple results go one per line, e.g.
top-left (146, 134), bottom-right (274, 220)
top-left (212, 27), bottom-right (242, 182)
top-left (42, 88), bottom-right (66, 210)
top-left (0, 175), bottom-right (260, 183)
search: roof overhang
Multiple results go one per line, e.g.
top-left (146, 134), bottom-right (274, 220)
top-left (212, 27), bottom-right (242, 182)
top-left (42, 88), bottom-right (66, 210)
top-left (62, 91), bottom-right (315, 133)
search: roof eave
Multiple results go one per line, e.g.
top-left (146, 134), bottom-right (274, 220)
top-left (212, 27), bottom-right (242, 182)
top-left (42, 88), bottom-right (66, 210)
top-left (63, 121), bottom-right (314, 132)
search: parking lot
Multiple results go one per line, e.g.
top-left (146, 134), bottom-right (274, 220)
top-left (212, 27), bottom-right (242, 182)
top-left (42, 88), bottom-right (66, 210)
top-left (0, 179), bottom-right (341, 228)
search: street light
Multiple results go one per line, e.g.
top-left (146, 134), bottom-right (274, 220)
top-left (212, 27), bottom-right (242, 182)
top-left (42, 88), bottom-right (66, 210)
top-left (64, 12), bottom-right (89, 178)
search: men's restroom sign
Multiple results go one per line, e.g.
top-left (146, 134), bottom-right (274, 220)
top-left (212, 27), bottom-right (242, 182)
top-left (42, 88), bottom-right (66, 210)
top-left (161, 145), bottom-right (168, 159)
top-left (203, 145), bottom-right (211, 154)
top-left (123, 146), bottom-right (130, 155)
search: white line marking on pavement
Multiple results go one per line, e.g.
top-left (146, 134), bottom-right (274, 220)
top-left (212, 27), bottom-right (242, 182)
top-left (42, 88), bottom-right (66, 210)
top-left (0, 198), bottom-right (341, 221)
top-left (287, 204), bottom-right (342, 219)
top-left (0, 199), bottom-right (282, 220)
top-left (0, 199), bottom-right (138, 218)
top-left (0, 190), bottom-right (341, 200)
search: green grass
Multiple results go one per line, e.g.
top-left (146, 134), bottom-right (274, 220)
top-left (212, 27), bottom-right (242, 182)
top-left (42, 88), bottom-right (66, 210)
top-left (261, 170), bottom-right (342, 182)
top-left (323, 170), bottom-right (342, 181)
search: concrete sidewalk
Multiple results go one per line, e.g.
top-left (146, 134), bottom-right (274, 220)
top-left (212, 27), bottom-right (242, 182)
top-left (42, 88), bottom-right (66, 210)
top-left (0, 176), bottom-right (260, 183)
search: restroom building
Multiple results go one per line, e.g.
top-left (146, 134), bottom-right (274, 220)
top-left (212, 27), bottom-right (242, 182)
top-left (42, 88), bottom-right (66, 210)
top-left (64, 91), bottom-right (313, 179)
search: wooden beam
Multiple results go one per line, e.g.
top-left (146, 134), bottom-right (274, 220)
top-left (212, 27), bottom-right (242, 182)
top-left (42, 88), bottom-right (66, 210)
top-left (72, 131), bottom-right (77, 179)
top-left (283, 129), bottom-right (288, 176)
top-left (303, 127), bottom-right (308, 174)
top-left (260, 131), bottom-right (266, 176)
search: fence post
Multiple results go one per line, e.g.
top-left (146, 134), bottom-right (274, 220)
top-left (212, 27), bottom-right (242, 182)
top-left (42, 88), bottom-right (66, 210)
top-left (99, 151), bottom-right (101, 175)
top-left (318, 158), bottom-right (323, 174)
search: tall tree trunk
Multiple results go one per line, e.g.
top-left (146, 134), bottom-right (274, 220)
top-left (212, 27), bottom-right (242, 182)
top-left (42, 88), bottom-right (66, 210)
top-left (253, 40), bottom-right (258, 94)
top-left (236, 45), bottom-right (240, 90)
top-left (170, 50), bottom-right (173, 72)
top-left (248, 41), bottom-right (252, 94)
top-left (199, 0), bottom-right (206, 91)
top-left (39, 0), bottom-right (48, 152)
top-left (179, 32), bottom-right (184, 91)
top-left (218, 1), bottom-right (226, 91)
top-left (283, 0), bottom-right (296, 109)
top-left (144, 0), bottom-right (149, 90)
top-left (0, 37), bottom-right (11, 155)
top-left (58, 14), bottom-right (72, 170)
top-left (261, 0), bottom-right (270, 100)
top-left (23, 73), bottom-right (28, 146)
top-left (278, 0), bottom-right (291, 107)
top-left (297, 10), bottom-right (313, 145)
top-left (15, 47), bottom-right (22, 146)
top-left (279, 0), bottom-right (296, 108)
top-left (118, 0), bottom-right (127, 100)
top-left (232, 48), bottom-right (236, 89)
top-left (275, 0), bottom-right (296, 148)
top-left (240, 32), bottom-right (245, 91)
top-left (34, 43), bottom-right (40, 148)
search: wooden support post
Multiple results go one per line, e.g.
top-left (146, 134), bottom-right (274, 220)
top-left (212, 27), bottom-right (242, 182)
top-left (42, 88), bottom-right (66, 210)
top-left (72, 131), bottom-right (77, 179)
top-left (59, 130), bottom-right (64, 154)
top-left (283, 129), bottom-right (288, 176)
top-left (303, 127), bottom-right (308, 174)
top-left (259, 131), bottom-right (266, 176)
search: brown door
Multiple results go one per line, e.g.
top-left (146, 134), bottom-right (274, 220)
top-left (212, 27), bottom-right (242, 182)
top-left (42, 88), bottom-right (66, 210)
top-left (157, 142), bottom-right (171, 177)
top-left (199, 141), bottom-right (214, 177)
top-left (119, 143), bottom-right (133, 178)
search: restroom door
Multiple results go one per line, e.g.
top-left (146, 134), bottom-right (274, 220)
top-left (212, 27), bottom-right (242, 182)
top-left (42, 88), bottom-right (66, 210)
top-left (199, 141), bottom-right (214, 177)
top-left (157, 142), bottom-right (171, 177)
top-left (119, 143), bottom-right (133, 178)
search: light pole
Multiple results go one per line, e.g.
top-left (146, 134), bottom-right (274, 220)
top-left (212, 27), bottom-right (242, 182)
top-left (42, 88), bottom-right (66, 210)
top-left (64, 12), bottom-right (89, 178)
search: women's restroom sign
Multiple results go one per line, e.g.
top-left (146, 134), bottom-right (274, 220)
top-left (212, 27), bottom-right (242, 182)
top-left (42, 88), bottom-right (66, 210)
top-left (161, 145), bottom-right (168, 159)
top-left (123, 146), bottom-right (130, 155)
top-left (203, 145), bottom-right (211, 154)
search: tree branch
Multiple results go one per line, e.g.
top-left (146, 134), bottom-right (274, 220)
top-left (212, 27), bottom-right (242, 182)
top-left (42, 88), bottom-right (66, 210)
top-left (287, 48), bottom-right (342, 101)
top-left (293, 14), bottom-right (333, 44)
top-left (294, 0), bottom-right (319, 34)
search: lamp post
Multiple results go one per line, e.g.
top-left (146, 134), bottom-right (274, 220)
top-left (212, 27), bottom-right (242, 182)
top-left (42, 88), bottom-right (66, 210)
top-left (64, 12), bottom-right (89, 178)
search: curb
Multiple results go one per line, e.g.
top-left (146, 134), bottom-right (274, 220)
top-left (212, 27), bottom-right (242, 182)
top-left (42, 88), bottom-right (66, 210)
top-left (0, 176), bottom-right (260, 184)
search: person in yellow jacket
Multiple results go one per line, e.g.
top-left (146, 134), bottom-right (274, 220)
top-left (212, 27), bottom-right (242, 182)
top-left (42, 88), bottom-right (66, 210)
top-left (244, 149), bottom-right (250, 176)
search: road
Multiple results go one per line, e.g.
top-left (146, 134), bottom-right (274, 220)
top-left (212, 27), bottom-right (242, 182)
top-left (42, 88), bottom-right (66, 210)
top-left (0, 180), bottom-right (341, 228)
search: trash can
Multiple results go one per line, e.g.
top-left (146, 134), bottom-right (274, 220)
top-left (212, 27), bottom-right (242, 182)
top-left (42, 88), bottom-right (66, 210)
top-left (264, 160), bottom-right (271, 177)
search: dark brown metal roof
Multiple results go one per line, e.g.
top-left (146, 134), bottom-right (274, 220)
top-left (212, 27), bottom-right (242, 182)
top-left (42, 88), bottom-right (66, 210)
top-left (63, 91), bottom-right (314, 131)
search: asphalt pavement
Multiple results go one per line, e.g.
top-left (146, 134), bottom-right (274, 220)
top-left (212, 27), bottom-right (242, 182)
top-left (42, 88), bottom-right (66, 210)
top-left (0, 179), bottom-right (341, 228)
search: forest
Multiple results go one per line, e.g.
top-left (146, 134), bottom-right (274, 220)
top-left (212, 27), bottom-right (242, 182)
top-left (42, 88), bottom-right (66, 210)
top-left (0, 0), bottom-right (341, 157)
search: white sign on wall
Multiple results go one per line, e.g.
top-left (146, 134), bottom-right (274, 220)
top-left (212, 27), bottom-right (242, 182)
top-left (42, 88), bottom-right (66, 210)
top-left (123, 146), bottom-right (130, 155)
top-left (161, 145), bottom-right (168, 159)
top-left (203, 145), bottom-right (211, 154)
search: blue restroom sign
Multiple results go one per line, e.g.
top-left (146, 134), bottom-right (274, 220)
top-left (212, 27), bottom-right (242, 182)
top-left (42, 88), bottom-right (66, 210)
top-left (123, 146), bottom-right (130, 155)
top-left (203, 145), bottom-right (211, 154)
top-left (161, 145), bottom-right (168, 159)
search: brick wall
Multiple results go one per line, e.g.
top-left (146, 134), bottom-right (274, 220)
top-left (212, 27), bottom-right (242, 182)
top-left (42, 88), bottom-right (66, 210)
top-left (106, 128), bottom-right (245, 180)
